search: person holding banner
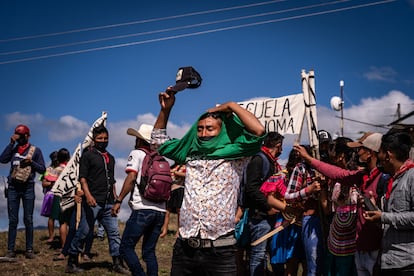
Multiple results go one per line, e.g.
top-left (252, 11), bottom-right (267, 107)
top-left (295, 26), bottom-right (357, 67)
top-left (0, 124), bottom-right (46, 259)
top-left (152, 87), bottom-right (265, 275)
top-left (65, 125), bottom-right (128, 274)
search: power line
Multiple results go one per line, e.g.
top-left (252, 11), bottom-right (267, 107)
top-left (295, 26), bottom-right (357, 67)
top-left (0, 0), bottom-right (286, 43)
top-left (0, 0), bottom-right (396, 65)
top-left (335, 116), bottom-right (391, 129)
top-left (0, 0), bottom-right (350, 57)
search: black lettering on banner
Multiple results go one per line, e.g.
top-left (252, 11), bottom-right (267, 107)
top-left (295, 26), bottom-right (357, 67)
top-left (264, 117), bottom-right (295, 133)
top-left (240, 98), bottom-right (291, 119)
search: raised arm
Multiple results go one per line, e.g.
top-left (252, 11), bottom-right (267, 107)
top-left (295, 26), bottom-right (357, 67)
top-left (154, 89), bottom-right (176, 130)
top-left (207, 101), bottom-right (265, 136)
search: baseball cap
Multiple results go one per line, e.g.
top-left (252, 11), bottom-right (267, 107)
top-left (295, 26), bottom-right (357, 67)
top-left (318, 130), bottom-right (332, 143)
top-left (15, 124), bottom-right (30, 135)
top-left (347, 132), bottom-right (383, 152)
top-left (169, 66), bottom-right (202, 93)
top-left (127, 124), bottom-right (153, 143)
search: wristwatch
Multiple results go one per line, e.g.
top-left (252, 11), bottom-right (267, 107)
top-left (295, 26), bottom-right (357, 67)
top-left (114, 198), bottom-right (122, 204)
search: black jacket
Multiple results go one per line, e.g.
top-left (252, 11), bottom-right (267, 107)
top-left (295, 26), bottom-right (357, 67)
top-left (244, 151), bottom-right (276, 218)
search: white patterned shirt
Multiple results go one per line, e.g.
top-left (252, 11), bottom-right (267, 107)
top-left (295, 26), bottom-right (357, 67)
top-left (152, 128), bottom-right (250, 239)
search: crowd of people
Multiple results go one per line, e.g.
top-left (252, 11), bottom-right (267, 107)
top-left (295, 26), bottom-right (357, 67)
top-left (0, 88), bottom-right (413, 276)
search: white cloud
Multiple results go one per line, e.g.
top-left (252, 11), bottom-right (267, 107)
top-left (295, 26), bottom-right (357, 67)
top-left (48, 115), bottom-right (90, 142)
top-left (363, 66), bottom-right (397, 82)
top-left (4, 112), bottom-right (44, 129)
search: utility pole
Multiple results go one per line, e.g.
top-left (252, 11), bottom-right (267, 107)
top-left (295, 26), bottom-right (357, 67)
top-left (397, 103), bottom-right (401, 119)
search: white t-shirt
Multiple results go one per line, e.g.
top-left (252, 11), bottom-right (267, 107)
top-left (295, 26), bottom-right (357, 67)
top-left (125, 149), bottom-right (166, 212)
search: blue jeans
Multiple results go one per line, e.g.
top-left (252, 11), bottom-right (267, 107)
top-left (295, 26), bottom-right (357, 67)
top-left (249, 216), bottom-right (272, 276)
top-left (61, 207), bottom-right (94, 256)
top-left (68, 203), bottom-right (121, 257)
top-left (7, 183), bottom-right (35, 251)
top-left (120, 209), bottom-right (165, 276)
top-left (302, 215), bottom-right (324, 276)
top-left (171, 238), bottom-right (237, 276)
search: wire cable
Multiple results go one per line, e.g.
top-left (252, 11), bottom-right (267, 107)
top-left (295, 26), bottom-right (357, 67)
top-left (0, 0), bottom-right (350, 56)
top-left (0, 0), bottom-right (286, 43)
top-left (0, 0), bottom-right (396, 65)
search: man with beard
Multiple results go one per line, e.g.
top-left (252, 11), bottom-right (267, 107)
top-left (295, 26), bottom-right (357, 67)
top-left (0, 124), bottom-right (45, 259)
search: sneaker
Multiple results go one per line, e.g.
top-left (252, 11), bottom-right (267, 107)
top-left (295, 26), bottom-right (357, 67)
top-left (53, 254), bottom-right (66, 261)
top-left (5, 250), bottom-right (16, 258)
top-left (82, 253), bottom-right (93, 262)
top-left (113, 263), bottom-right (129, 274)
top-left (25, 250), bottom-right (35, 259)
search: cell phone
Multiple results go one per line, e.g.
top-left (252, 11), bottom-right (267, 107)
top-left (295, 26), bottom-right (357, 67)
top-left (363, 197), bottom-right (378, 211)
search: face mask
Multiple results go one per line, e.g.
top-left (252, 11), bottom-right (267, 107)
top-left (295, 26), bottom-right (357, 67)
top-left (17, 135), bottom-right (28, 145)
top-left (198, 136), bottom-right (215, 142)
top-left (94, 141), bottom-right (108, 152)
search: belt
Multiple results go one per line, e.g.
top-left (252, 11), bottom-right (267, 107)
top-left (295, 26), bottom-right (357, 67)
top-left (181, 234), bottom-right (236, 249)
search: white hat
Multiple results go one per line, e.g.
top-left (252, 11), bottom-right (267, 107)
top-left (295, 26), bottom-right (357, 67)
top-left (347, 132), bottom-right (383, 152)
top-left (127, 124), bottom-right (153, 143)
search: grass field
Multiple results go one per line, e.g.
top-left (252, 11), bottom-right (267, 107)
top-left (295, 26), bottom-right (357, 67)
top-left (0, 214), bottom-right (178, 276)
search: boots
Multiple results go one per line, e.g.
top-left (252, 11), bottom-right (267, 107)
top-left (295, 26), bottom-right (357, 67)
top-left (65, 254), bottom-right (84, 274)
top-left (112, 256), bottom-right (129, 274)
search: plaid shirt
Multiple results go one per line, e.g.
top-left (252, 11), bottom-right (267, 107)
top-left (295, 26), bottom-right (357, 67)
top-left (285, 162), bottom-right (315, 202)
top-left (152, 128), bottom-right (249, 239)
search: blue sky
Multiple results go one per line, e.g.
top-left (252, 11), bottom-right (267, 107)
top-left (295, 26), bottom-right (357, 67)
top-left (0, 0), bottom-right (413, 230)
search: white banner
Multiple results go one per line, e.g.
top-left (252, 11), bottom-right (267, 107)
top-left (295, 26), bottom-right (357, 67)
top-left (238, 93), bottom-right (305, 135)
top-left (51, 112), bottom-right (107, 211)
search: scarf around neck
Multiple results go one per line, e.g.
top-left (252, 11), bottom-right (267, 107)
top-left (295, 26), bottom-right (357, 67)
top-left (17, 143), bottom-right (30, 155)
top-left (261, 146), bottom-right (281, 172)
top-left (158, 112), bottom-right (265, 164)
top-left (385, 159), bottom-right (414, 199)
top-left (361, 167), bottom-right (380, 193)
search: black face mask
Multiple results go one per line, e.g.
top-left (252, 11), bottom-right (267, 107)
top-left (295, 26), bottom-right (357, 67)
top-left (17, 136), bottom-right (28, 145)
top-left (94, 141), bottom-right (108, 152)
top-left (199, 136), bottom-right (215, 142)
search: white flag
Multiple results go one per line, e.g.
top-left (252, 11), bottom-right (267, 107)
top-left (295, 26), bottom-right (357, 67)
top-left (51, 112), bottom-right (107, 211)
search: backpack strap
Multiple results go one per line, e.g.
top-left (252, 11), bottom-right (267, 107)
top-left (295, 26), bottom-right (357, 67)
top-left (139, 148), bottom-right (150, 176)
top-left (239, 151), bottom-right (272, 207)
top-left (26, 145), bottom-right (36, 158)
top-left (256, 151), bottom-right (271, 181)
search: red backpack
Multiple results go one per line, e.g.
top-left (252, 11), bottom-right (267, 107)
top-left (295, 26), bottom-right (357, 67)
top-left (138, 148), bottom-right (173, 202)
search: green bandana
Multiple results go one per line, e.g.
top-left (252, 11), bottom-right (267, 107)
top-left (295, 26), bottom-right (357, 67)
top-left (158, 112), bottom-right (265, 164)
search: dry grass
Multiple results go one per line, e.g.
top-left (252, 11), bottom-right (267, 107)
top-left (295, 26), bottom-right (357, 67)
top-left (0, 214), bottom-right (178, 276)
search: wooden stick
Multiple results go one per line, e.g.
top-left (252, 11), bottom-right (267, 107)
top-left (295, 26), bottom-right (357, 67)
top-left (75, 182), bottom-right (82, 263)
top-left (250, 217), bottom-right (296, 246)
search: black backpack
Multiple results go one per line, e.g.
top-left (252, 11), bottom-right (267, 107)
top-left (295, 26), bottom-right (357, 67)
top-left (238, 151), bottom-right (270, 207)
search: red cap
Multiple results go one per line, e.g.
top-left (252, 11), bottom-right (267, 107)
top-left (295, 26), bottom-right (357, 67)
top-left (15, 124), bottom-right (30, 135)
